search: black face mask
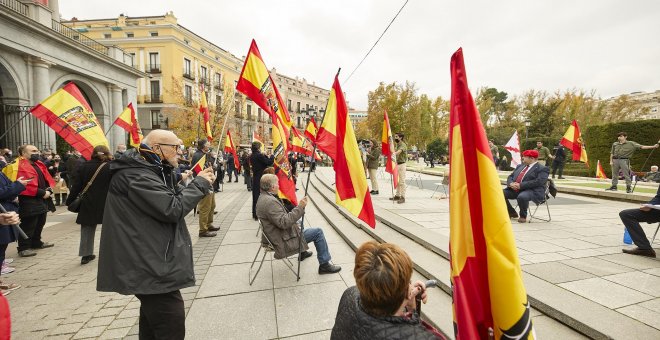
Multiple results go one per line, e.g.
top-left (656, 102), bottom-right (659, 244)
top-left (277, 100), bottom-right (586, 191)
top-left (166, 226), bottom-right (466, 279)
top-left (29, 154), bottom-right (40, 162)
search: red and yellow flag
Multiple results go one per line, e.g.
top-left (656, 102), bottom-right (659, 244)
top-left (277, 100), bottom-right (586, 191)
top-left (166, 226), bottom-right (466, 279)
top-left (449, 48), bottom-right (534, 339)
top-left (304, 117), bottom-right (318, 141)
top-left (192, 154), bottom-right (206, 175)
top-left (596, 160), bottom-right (608, 179)
top-left (560, 119), bottom-right (588, 166)
top-left (113, 103), bottom-right (143, 147)
top-left (236, 40), bottom-right (297, 205)
top-left (315, 109), bottom-right (337, 161)
top-left (381, 110), bottom-right (398, 189)
top-left (324, 74), bottom-right (375, 228)
top-left (30, 82), bottom-right (109, 160)
top-left (224, 130), bottom-right (240, 171)
top-left (292, 132), bottom-right (321, 161)
top-left (200, 91), bottom-right (213, 141)
top-left (236, 39), bottom-right (292, 129)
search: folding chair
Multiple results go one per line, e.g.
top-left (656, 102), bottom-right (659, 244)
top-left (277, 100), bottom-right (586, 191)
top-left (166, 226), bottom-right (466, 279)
top-left (528, 182), bottom-right (552, 223)
top-left (248, 220), bottom-right (298, 285)
top-left (650, 223), bottom-right (660, 244)
top-left (407, 172), bottom-right (423, 189)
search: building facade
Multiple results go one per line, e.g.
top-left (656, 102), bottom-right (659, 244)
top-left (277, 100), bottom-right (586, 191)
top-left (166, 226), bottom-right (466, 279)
top-left (62, 12), bottom-right (331, 146)
top-left (602, 90), bottom-right (660, 121)
top-left (348, 109), bottom-right (368, 131)
top-left (0, 0), bottom-right (143, 152)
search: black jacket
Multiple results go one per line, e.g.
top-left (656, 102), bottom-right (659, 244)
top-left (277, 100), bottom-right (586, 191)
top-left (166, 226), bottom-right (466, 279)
top-left (0, 172), bottom-right (24, 244)
top-left (250, 151), bottom-right (274, 186)
top-left (553, 145), bottom-right (566, 163)
top-left (96, 149), bottom-right (211, 295)
top-left (331, 286), bottom-right (441, 340)
top-left (66, 159), bottom-right (112, 225)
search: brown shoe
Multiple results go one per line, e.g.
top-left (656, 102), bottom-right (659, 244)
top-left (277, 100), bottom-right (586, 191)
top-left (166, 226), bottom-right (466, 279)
top-left (389, 195), bottom-right (401, 201)
top-left (397, 198), bottom-right (406, 204)
top-left (208, 226), bottom-right (220, 231)
top-left (517, 217), bottom-right (527, 223)
top-left (622, 247), bottom-right (656, 258)
top-left (199, 231), bottom-right (217, 237)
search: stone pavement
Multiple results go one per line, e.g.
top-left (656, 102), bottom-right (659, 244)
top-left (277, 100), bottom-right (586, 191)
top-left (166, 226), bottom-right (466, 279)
top-left (350, 166), bottom-right (660, 335)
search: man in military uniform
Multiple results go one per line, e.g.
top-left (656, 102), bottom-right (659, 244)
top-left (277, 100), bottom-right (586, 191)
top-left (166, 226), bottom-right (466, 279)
top-left (607, 132), bottom-right (659, 193)
top-left (535, 141), bottom-right (553, 167)
top-left (389, 133), bottom-right (407, 204)
top-left (489, 140), bottom-right (499, 165)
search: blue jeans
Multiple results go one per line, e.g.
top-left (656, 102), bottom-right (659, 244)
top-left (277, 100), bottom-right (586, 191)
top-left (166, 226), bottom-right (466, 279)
top-left (303, 228), bottom-right (331, 264)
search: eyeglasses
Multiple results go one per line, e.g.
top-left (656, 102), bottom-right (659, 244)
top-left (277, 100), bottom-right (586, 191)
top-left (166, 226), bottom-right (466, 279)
top-left (156, 143), bottom-right (181, 150)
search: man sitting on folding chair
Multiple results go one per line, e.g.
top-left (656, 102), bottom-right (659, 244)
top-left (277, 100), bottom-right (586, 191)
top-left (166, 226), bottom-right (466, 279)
top-left (619, 185), bottom-right (660, 258)
top-left (503, 149), bottom-right (550, 223)
top-left (256, 174), bottom-right (341, 275)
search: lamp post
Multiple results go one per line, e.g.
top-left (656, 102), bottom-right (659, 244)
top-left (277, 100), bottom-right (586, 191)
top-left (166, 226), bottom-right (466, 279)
top-left (524, 119), bottom-right (531, 140)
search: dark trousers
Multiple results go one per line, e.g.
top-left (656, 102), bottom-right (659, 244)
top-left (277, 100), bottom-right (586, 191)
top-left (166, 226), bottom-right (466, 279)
top-left (0, 243), bottom-right (7, 276)
top-left (213, 169), bottom-right (222, 191)
top-left (227, 168), bottom-right (237, 182)
top-left (17, 213), bottom-right (47, 251)
top-left (551, 161), bottom-right (564, 178)
top-left (619, 208), bottom-right (660, 250)
top-left (135, 290), bottom-right (185, 340)
top-left (252, 183), bottom-right (260, 219)
top-left (503, 188), bottom-right (535, 218)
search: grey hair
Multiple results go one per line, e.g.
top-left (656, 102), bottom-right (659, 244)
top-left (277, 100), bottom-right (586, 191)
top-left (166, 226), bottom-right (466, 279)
top-left (260, 174), bottom-right (278, 192)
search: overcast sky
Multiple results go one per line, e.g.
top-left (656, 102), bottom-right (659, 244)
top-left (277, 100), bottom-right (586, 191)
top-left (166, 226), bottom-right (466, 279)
top-left (59, 0), bottom-right (660, 109)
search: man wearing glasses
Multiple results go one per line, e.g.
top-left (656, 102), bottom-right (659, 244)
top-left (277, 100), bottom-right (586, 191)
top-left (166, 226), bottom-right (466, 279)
top-left (97, 130), bottom-right (215, 339)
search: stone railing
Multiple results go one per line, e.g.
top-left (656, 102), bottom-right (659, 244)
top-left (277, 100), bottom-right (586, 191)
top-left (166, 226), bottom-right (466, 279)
top-left (0, 0), bottom-right (29, 17)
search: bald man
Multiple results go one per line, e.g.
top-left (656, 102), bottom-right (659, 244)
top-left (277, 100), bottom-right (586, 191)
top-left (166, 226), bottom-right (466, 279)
top-left (97, 130), bottom-right (215, 339)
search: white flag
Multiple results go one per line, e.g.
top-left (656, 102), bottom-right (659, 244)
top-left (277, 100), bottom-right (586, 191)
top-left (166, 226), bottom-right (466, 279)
top-left (504, 130), bottom-right (521, 168)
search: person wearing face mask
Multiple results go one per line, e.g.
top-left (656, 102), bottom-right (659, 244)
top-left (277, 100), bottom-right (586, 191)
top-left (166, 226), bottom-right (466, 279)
top-left (97, 130), bottom-right (216, 339)
top-left (114, 144), bottom-right (127, 160)
top-left (47, 154), bottom-right (68, 206)
top-left (2, 145), bottom-right (56, 257)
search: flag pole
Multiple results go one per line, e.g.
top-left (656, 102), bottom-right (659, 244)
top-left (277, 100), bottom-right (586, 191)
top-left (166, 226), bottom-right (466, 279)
top-left (390, 173), bottom-right (395, 202)
top-left (297, 67), bottom-right (340, 281)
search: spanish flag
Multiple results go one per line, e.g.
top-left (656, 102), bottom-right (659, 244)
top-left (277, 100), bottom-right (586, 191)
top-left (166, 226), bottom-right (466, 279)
top-left (381, 110), bottom-right (398, 189)
top-left (596, 160), bottom-right (608, 179)
top-left (200, 91), bottom-right (213, 141)
top-left (113, 103), bottom-right (143, 147)
top-left (449, 48), bottom-right (534, 339)
top-left (236, 39), bottom-right (292, 128)
top-left (560, 119), bottom-right (588, 166)
top-left (304, 117), bottom-right (318, 141)
top-left (323, 74), bottom-right (375, 228)
top-left (192, 154), bottom-right (206, 175)
top-left (315, 109), bottom-right (337, 161)
top-left (224, 130), bottom-right (240, 171)
top-left (236, 40), bottom-right (297, 205)
top-left (30, 82), bottom-right (109, 160)
top-left (292, 132), bottom-right (321, 161)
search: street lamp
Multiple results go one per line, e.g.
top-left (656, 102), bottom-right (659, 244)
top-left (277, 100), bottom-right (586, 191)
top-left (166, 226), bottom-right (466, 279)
top-left (524, 119), bottom-right (531, 140)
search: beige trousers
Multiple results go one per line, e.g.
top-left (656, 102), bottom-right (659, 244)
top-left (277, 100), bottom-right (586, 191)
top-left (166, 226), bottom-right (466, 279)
top-left (368, 168), bottom-right (379, 191)
top-left (198, 193), bottom-right (216, 233)
top-left (396, 164), bottom-right (406, 197)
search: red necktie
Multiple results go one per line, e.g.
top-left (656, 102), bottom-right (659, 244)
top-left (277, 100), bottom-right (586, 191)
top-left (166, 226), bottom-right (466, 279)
top-left (515, 166), bottom-right (529, 183)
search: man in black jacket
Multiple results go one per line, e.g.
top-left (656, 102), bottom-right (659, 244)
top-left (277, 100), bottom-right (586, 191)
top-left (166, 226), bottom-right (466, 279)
top-left (551, 143), bottom-right (566, 179)
top-left (249, 142), bottom-right (273, 220)
top-left (619, 185), bottom-right (660, 258)
top-left (97, 130), bottom-right (215, 339)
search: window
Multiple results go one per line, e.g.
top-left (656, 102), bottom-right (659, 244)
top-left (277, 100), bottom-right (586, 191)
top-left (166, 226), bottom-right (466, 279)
top-left (306, 93), bottom-right (310, 97)
top-left (129, 53), bottom-right (136, 67)
top-left (184, 85), bottom-right (192, 104)
top-left (288, 87), bottom-right (292, 92)
top-left (235, 100), bottom-right (241, 115)
top-left (214, 72), bottom-right (221, 86)
top-left (287, 99), bottom-right (292, 111)
top-left (126, 32), bottom-right (134, 38)
top-left (296, 102), bottom-right (300, 113)
top-left (297, 90), bottom-right (301, 95)
top-left (315, 95), bottom-right (318, 100)
top-left (103, 33), bottom-right (111, 39)
top-left (151, 110), bottom-right (162, 128)
top-left (150, 81), bottom-right (160, 102)
top-left (149, 52), bottom-right (159, 72)
top-left (73, 35), bottom-right (79, 40)
top-left (247, 104), bottom-right (252, 120)
top-left (150, 31), bottom-right (158, 37)
top-left (201, 48), bottom-right (206, 54)
top-left (184, 39), bottom-right (190, 45)
top-left (258, 108), bottom-right (262, 122)
top-left (183, 58), bottom-right (192, 78)
top-left (200, 66), bottom-right (207, 83)
top-left (216, 96), bottom-right (222, 111)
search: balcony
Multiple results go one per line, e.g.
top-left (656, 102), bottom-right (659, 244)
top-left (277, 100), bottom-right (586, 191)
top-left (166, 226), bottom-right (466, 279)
top-left (144, 94), bottom-right (162, 103)
top-left (147, 64), bottom-right (161, 73)
top-left (199, 77), bottom-right (210, 88)
top-left (183, 68), bottom-right (194, 80)
top-left (214, 81), bottom-right (222, 90)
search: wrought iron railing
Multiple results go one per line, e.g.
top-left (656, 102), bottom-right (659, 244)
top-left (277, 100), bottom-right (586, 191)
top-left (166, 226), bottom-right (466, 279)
top-left (145, 95), bottom-right (163, 103)
top-left (147, 64), bottom-right (161, 73)
top-left (183, 69), bottom-right (194, 80)
top-left (52, 20), bottom-right (109, 55)
top-left (0, 0), bottom-right (29, 17)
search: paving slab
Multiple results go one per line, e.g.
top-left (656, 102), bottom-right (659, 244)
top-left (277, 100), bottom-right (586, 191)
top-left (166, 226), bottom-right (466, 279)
top-left (603, 271), bottom-right (660, 297)
top-left (523, 262), bottom-right (595, 283)
top-left (616, 304), bottom-right (660, 330)
top-left (559, 277), bottom-right (652, 309)
top-left (197, 262), bottom-right (273, 298)
top-left (561, 257), bottom-right (637, 276)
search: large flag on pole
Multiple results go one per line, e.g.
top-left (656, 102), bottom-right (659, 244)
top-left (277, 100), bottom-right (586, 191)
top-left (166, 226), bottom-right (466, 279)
top-left (235, 40), bottom-right (297, 204)
top-left (113, 103), bottom-right (143, 147)
top-left (504, 131), bottom-right (522, 168)
top-left (30, 82), bottom-right (109, 160)
top-left (292, 133), bottom-right (321, 161)
top-left (596, 160), bottom-right (608, 179)
top-left (381, 110), bottom-right (398, 189)
top-left (324, 73), bottom-right (375, 228)
top-left (304, 117), bottom-right (318, 141)
top-left (560, 119), bottom-right (588, 166)
top-left (224, 130), bottom-right (240, 171)
top-left (200, 91), bottom-right (213, 141)
top-left (449, 48), bottom-right (534, 339)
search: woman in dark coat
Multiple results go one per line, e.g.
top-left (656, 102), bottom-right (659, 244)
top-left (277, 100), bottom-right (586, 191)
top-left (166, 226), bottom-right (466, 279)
top-left (0, 170), bottom-right (27, 293)
top-left (66, 145), bottom-right (112, 264)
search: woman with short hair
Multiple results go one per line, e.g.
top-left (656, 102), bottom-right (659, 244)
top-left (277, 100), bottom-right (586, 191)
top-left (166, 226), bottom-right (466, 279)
top-left (331, 241), bottom-right (444, 339)
top-left (66, 145), bottom-right (113, 264)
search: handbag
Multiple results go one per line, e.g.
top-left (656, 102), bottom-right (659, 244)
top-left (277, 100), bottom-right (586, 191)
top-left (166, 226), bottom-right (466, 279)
top-left (67, 162), bottom-right (107, 213)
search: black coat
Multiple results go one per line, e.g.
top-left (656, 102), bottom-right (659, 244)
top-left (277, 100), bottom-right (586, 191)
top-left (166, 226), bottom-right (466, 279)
top-left (553, 145), bottom-right (566, 163)
top-left (250, 151), bottom-right (274, 187)
top-left (96, 149), bottom-right (211, 295)
top-left (66, 159), bottom-right (112, 225)
top-left (331, 286), bottom-right (440, 340)
top-left (0, 172), bottom-right (24, 244)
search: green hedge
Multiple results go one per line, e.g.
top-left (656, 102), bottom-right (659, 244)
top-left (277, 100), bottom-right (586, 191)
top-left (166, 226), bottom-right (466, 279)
top-left (585, 119), bottom-right (660, 176)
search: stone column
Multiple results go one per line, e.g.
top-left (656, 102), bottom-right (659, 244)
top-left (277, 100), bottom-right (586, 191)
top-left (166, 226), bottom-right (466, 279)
top-left (109, 84), bottom-right (124, 150)
top-left (31, 57), bottom-right (57, 150)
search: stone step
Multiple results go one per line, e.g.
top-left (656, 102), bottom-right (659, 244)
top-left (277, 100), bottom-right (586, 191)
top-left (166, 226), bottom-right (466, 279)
top-left (310, 171), bottom-right (660, 339)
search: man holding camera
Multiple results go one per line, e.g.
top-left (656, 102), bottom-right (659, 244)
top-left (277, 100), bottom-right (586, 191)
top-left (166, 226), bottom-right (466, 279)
top-left (606, 132), bottom-right (659, 193)
top-left (3, 144), bottom-right (56, 257)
